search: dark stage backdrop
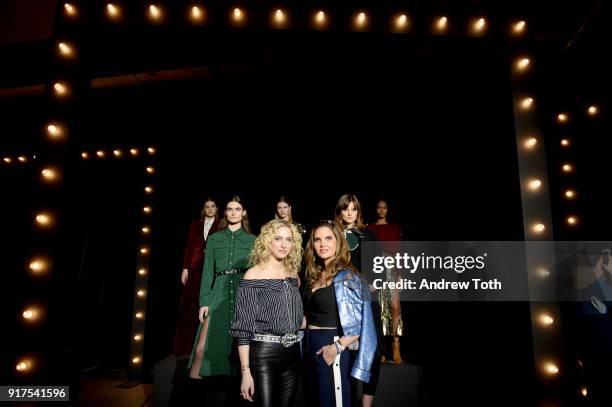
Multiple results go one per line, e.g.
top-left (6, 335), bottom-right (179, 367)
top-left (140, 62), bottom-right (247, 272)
top-left (3, 31), bottom-right (533, 404)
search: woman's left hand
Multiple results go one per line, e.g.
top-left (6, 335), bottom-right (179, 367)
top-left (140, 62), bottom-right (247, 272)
top-left (316, 344), bottom-right (338, 365)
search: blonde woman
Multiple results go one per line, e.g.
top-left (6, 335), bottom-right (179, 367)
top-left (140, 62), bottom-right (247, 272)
top-left (230, 219), bottom-right (304, 407)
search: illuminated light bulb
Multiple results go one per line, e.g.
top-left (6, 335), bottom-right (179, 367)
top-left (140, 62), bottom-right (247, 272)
top-left (435, 16), bottom-right (448, 32)
top-left (58, 42), bottom-right (74, 57)
top-left (516, 57), bottom-right (530, 71)
top-left (64, 3), bottom-right (77, 17)
top-left (566, 216), bottom-right (578, 226)
top-left (273, 9), bottom-right (286, 26)
top-left (355, 12), bottom-right (367, 28)
top-left (394, 14), bottom-right (408, 31)
top-left (46, 123), bottom-right (65, 140)
top-left (562, 163), bottom-right (573, 173)
top-left (147, 146), bottom-right (156, 155)
top-left (314, 10), bottom-right (327, 27)
top-left (532, 223), bottom-right (546, 234)
top-left (142, 226), bottom-right (150, 234)
top-left (146, 166), bottom-right (155, 174)
top-left (190, 6), bottom-right (204, 23)
top-left (564, 189), bottom-right (576, 199)
top-left (148, 5), bottom-right (162, 21)
top-left (520, 97), bottom-right (534, 110)
top-left (232, 7), bottom-right (244, 23)
top-left (35, 213), bottom-right (53, 227)
top-left (81, 152), bottom-right (89, 159)
top-left (135, 312), bottom-right (144, 319)
top-left (106, 3), bottom-right (121, 20)
top-left (138, 268), bottom-right (147, 275)
top-left (113, 149), bottom-right (122, 157)
top-left (53, 82), bottom-right (68, 96)
top-left (96, 150), bottom-right (105, 158)
top-left (3, 157), bottom-right (12, 164)
top-left (512, 20), bottom-right (526, 35)
top-left (134, 334), bottom-right (142, 341)
top-left (18, 156), bottom-right (27, 163)
top-left (16, 360), bottom-right (31, 372)
top-left (40, 168), bottom-right (59, 182)
top-left (557, 113), bottom-right (569, 123)
top-left (132, 357), bottom-right (141, 364)
top-left (140, 247), bottom-right (149, 254)
top-left (29, 259), bottom-right (48, 273)
top-left (544, 363), bottom-right (559, 375)
top-left (47, 124), bottom-right (59, 134)
top-left (22, 308), bottom-right (38, 321)
top-left (581, 387), bottom-right (588, 397)
top-left (143, 206), bottom-right (152, 214)
top-left (145, 186), bottom-right (153, 194)
top-left (472, 17), bottom-right (486, 33)
top-left (137, 289), bottom-right (146, 297)
top-left (537, 268), bottom-right (551, 278)
top-left (587, 105), bottom-right (599, 116)
top-left (130, 148), bottom-right (139, 156)
top-left (527, 179), bottom-right (542, 191)
top-left (560, 138), bottom-right (570, 147)
top-left (539, 314), bottom-right (554, 326)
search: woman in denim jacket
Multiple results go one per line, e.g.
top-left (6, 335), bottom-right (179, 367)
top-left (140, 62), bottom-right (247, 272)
top-left (302, 220), bottom-right (376, 407)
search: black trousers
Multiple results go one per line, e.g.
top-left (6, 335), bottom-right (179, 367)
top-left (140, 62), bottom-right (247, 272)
top-left (250, 340), bottom-right (301, 407)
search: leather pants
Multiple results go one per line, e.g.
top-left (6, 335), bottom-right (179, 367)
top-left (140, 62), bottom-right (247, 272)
top-left (250, 340), bottom-right (301, 407)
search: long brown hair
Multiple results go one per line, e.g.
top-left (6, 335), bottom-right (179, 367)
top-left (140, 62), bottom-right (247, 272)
top-left (305, 220), bottom-right (355, 287)
top-left (217, 195), bottom-right (252, 234)
top-left (334, 193), bottom-right (364, 230)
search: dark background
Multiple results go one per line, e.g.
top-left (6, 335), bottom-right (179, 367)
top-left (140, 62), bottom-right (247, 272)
top-left (3, 1), bottom-right (611, 404)
top-left (1, 28), bottom-right (534, 405)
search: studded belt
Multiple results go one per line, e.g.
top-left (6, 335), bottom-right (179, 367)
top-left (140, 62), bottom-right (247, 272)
top-left (215, 268), bottom-right (247, 277)
top-left (252, 332), bottom-right (303, 347)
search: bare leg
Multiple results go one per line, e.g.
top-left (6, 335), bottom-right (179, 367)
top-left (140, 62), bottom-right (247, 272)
top-left (189, 317), bottom-right (209, 379)
top-left (363, 394), bottom-right (374, 407)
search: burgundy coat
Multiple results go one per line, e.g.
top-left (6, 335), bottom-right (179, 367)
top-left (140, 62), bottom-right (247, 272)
top-left (174, 217), bottom-right (219, 355)
top-left (182, 218), bottom-right (220, 270)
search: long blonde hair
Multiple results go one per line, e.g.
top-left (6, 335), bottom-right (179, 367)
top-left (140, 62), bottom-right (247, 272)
top-left (250, 219), bottom-right (303, 277)
top-left (305, 221), bottom-right (355, 287)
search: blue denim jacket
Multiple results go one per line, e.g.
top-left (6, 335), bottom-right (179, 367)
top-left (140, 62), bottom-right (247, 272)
top-left (333, 268), bottom-right (377, 383)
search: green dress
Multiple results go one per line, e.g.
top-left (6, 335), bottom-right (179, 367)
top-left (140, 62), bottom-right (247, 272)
top-left (188, 226), bottom-right (255, 376)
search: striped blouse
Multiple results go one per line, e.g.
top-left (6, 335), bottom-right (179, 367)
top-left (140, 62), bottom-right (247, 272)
top-left (230, 277), bottom-right (303, 346)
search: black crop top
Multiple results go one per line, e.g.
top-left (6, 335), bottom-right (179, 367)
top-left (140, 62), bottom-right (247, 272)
top-left (303, 283), bottom-right (341, 328)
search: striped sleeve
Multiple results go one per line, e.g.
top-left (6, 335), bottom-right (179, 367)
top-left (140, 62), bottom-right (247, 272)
top-left (229, 284), bottom-right (258, 346)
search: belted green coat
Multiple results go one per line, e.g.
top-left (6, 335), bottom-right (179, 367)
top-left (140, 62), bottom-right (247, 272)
top-left (188, 227), bottom-right (255, 376)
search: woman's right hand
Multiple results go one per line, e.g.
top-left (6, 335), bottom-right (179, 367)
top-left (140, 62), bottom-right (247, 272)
top-left (240, 370), bottom-right (255, 402)
top-left (199, 306), bottom-right (209, 323)
top-left (181, 269), bottom-right (189, 285)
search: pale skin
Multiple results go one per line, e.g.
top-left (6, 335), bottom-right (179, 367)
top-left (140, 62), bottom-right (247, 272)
top-left (238, 226), bottom-right (305, 401)
top-left (276, 201), bottom-right (292, 222)
top-left (188, 201), bottom-right (245, 379)
top-left (310, 226), bottom-right (359, 365)
top-left (341, 201), bottom-right (358, 229)
top-left (182, 200), bottom-right (218, 285)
